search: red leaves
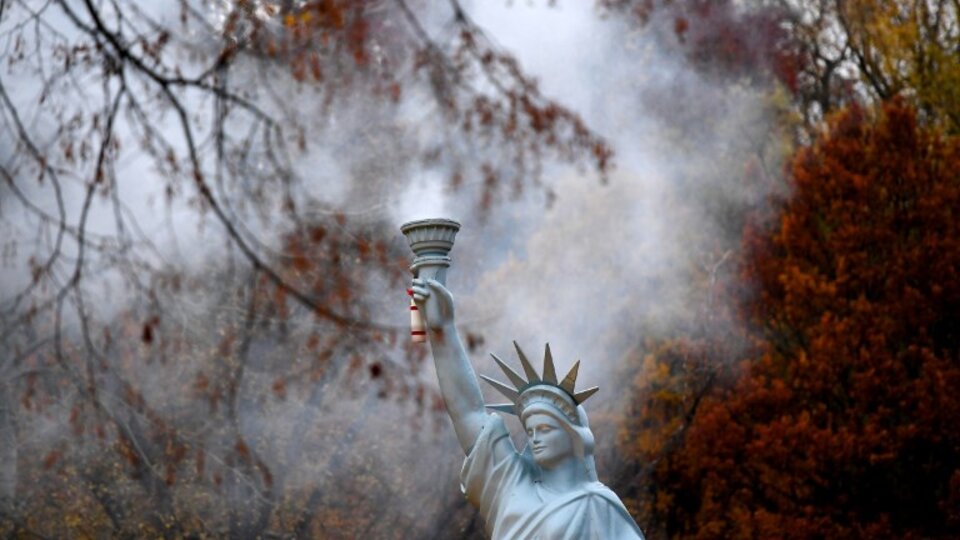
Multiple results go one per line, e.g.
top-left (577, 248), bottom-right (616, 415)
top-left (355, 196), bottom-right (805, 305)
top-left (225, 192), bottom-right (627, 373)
top-left (649, 100), bottom-right (960, 538)
top-left (611, 0), bottom-right (802, 92)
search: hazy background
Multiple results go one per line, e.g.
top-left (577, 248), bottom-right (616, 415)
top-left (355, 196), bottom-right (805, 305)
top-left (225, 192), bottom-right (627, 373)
top-left (0, 0), bottom-right (789, 537)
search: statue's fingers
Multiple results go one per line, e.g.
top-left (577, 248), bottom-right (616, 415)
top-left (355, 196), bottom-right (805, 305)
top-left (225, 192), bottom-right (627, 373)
top-left (411, 285), bottom-right (430, 298)
top-left (412, 277), bottom-right (425, 287)
top-left (411, 287), bottom-right (430, 302)
top-left (426, 279), bottom-right (453, 299)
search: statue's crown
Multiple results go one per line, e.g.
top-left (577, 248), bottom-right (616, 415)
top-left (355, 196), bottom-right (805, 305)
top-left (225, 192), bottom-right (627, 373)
top-left (482, 341), bottom-right (599, 424)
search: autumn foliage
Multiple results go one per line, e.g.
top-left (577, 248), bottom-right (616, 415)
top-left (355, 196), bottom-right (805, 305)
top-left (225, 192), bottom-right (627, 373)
top-left (623, 100), bottom-right (960, 538)
top-left (4, 0), bottom-right (959, 537)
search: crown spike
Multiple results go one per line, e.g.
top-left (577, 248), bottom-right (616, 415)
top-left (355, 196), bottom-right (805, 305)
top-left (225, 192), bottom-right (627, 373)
top-left (490, 353), bottom-right (528, 390)
top-left (514, 341), bottom-right (540, 383)
top-left (542, 343), bottom-right (558, 384)
top-left (560, 360), bottom-right (580, 394)
top-left (485, 403), bottom-right (518, 416)
top-left (573, 386), bottom-right (599, 404)
top-left (480, 374), bottom-right (521, 403)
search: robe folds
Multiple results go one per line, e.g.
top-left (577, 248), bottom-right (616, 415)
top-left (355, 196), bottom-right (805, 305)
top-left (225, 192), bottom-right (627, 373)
top-left (461, 414), bottom-right (645, 540)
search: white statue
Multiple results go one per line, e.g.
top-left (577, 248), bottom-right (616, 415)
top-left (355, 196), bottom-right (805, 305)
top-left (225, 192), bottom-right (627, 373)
top-left (411, 278), bottom-right (645, 539)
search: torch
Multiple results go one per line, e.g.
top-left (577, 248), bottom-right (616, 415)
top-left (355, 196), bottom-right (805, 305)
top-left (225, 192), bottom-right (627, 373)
top-left (400, 218), bottom-right (461, 342)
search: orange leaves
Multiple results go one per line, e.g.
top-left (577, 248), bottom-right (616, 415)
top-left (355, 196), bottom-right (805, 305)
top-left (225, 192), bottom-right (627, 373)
top-left (649, 100), bottom-right (960, 538)
top-left (264, 0), bottom-right (369, 84)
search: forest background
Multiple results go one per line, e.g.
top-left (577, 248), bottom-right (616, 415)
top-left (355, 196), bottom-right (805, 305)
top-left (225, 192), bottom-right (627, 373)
top-left (0, 0), bottom-right (957, 538)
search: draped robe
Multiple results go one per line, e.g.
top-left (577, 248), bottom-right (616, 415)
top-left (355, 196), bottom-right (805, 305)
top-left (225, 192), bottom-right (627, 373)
top-left (460, 414), bottom-right (645, 540)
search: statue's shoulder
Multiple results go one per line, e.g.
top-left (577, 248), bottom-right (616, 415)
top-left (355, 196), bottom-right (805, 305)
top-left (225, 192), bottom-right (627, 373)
top-left (576, 482), bottom-right (645, 538)
top-left (531, 482), bottom-right (644, 539)
top-left (573, 481), bottom-right (636, 516)
top-left (465, 413), bottom-right (521, 464)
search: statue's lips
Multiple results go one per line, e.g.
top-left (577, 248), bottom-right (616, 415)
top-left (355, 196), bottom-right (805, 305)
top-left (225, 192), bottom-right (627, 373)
top-left (532, 446), bottom-right (545, 454)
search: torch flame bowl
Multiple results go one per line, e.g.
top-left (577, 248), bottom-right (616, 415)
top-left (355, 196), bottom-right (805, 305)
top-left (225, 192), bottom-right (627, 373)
top-left (400, 218), bottom-right (461, 258)
top-left (400, 218), bottom-right (461, 282)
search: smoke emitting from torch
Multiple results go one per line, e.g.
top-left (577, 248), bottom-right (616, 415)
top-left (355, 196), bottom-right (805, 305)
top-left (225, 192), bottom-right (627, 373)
top-left (400, 218), bottom-right (461, 343)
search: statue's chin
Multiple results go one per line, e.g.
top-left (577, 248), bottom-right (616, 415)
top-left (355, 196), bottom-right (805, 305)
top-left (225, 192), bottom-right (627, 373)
top-left (532, 451), bottom-right (572, 470)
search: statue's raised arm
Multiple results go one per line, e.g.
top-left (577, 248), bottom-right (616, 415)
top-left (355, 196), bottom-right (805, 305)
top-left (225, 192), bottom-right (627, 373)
top-left (410, 278), bottom-right (486, 453)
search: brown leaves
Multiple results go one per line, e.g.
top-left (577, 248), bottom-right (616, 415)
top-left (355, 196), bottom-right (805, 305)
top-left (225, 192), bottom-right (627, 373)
top-left (141, 315), bottom-right (159, 345)
top-left (115, 433), bottom-right (141, 469)
top-left (271, 376), bottom-right (287, 399)
top-left (42, 449), bottom-right (63, 471)
top-left (234, 438), bottom-right (250, 460)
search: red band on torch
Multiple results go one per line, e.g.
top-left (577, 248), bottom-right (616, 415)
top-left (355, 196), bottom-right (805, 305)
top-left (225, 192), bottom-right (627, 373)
top-left (408, 288), bottom-right (426, 343)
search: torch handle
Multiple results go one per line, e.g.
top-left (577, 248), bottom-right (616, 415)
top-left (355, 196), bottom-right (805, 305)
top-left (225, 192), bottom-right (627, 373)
top-left (408, 288), bottom-right (426, 343)
top-left (408, 263), bottom-right (448, 343)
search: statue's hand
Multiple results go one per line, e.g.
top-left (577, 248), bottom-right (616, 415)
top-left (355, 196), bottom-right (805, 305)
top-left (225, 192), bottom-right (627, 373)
top-left (411, 278), bottom-right (455, 330)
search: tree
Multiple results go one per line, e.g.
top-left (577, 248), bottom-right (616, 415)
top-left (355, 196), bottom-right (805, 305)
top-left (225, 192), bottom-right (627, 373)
top-left (626, 99), bottom-right (960, 538)
top-left (601, 0), bottom-right (801, 87)
top-left (603, 3), bottom-right (960, 537)
top-left (604, 0), bottom-right (960, 133)
top-left (833, 0), bottom-right (960, 131)
top-left (0, 0), bottom-right (610, 536)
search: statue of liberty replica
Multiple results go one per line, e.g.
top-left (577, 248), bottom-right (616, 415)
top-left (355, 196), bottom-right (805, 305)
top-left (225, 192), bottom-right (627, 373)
top-left (403, 219), bottom-right (645, 539)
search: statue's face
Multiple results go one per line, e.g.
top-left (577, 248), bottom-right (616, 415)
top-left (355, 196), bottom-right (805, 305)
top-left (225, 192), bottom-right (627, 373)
top-left (524, 413), bottom-right (574, 469)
